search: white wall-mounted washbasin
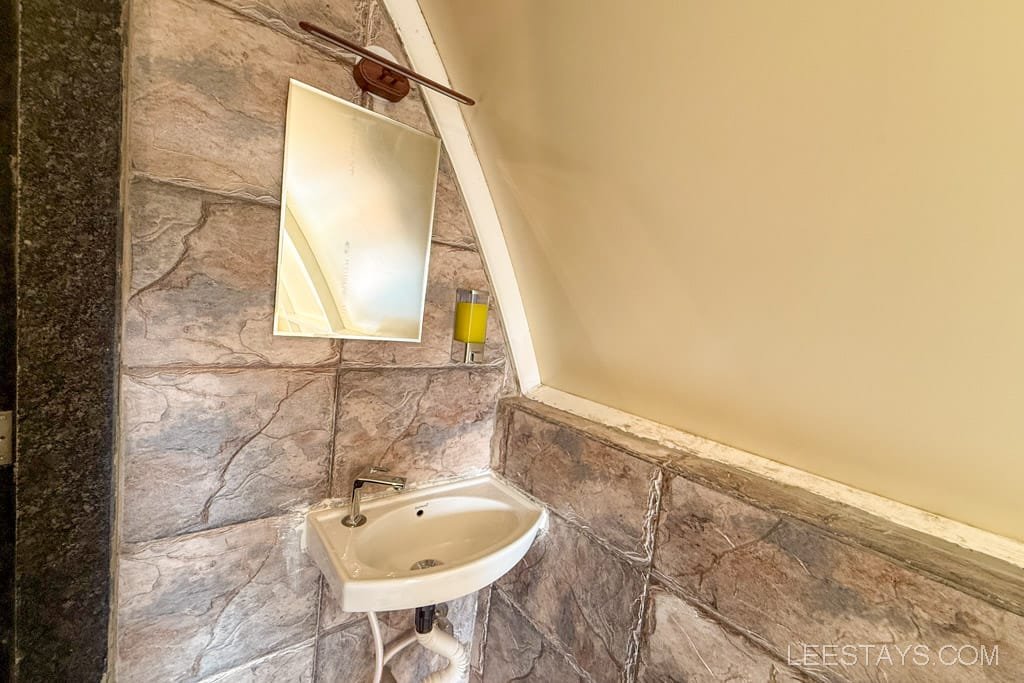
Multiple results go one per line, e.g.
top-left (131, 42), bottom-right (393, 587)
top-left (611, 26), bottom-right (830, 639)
top-left (305, 473), bottom-right (546, 612)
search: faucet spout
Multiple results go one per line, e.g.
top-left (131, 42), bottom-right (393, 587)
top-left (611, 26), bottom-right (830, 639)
top-left (342, 466), bottom-right (406, 527)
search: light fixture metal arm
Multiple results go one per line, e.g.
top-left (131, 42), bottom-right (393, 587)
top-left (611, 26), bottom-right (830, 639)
top-left (299, 21), bottom-right (476, 106)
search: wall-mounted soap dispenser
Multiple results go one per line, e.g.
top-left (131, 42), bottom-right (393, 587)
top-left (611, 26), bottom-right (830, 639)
top-left (452, 289), bottom-right (489, 363)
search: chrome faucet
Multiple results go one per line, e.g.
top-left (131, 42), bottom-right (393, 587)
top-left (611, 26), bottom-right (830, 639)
top-left (342, 466), bottom-right (407, 527)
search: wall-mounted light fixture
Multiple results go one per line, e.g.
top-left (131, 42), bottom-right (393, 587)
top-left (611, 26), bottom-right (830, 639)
top-left (298, 21), bottom-right (476, 106)
top-left (452, 289), bottom-right (489, 363)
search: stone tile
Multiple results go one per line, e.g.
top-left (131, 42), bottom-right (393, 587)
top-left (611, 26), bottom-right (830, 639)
top-left (505, 409), bottom-right (660, 559)
top-left (430, 151), bottom-right (475, 248)
top-left (341, 243), bottom-right (506, 367)
top-left (121, 369), bottom-right (334, 542)
top-left (201, 641), bottom-right (315, 682)
top-left (330, 367), bottom-right (503, 496)
top-left (503, 397), bottom-right (682, 467)
top-left (129, 0), bottom-right (361, 201)
top-left (655, 476), bottom-right (1024, 682)
top-left (666, 454), bottom-right (1024, 617)
top-left (316, 580), bottom-right (364, 633)
top-left (116, 515), bottom-right (319, 681)
top-left (638, 588), bottom-right (804, 682)
top-left (314, 622), bottom-right (375, 683)
top-left (216, 0), bottom-right (369, 48)
top-left (482, 592), bottom-right (586, 683)
top-left (654, 474), bottom-right (781, 587)
top-left (497, 516), bottom-right (645, 682)
top-left (124, 178), bottom-right (338, 367)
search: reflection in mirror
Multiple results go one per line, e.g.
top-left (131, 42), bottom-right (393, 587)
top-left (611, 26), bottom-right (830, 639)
top-left (274, 79), bottom-right (441, 341)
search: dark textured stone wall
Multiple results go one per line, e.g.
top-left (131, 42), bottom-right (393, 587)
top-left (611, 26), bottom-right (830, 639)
top-left (0, 0), bottom-right (14, 404)
top-left (14, 0), bottom-right (123, 680)
top-left (1, 0), bottom-right (17, 677)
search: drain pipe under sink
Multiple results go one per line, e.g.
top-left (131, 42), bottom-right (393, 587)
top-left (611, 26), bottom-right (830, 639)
top-left (413, 605), bottom-right (470, 683)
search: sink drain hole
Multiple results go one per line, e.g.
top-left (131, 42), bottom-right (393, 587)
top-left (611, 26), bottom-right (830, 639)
top-left (410, 558), bottom-right (443, 571)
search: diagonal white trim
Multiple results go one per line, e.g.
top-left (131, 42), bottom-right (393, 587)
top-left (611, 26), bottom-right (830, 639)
top-left (528, 385), bottom-right (1024, 569)
top-left (382, 0), bottom-right (540, 391)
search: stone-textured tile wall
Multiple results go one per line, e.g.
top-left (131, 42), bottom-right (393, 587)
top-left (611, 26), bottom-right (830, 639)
top-left (113, 0), bottom-right (506, 679)
top-left (480, 397), bottom-right (1024, 682)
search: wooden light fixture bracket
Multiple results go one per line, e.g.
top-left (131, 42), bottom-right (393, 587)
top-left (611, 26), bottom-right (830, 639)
top-left (353, 58), bottom-right (411, 103)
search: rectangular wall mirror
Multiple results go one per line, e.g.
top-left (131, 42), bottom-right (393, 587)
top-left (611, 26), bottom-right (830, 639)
top-left (273, 79), bottom-right (441, 341)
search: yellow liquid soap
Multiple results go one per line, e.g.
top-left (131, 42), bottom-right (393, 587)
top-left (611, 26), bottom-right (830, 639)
top-left (454, 302), bottom-right (488, 344)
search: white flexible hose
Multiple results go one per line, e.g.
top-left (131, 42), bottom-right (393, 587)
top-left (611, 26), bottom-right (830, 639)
top-left (415, 627), bottom-right (470, 683)
top-left (383, 630), bottom-right (417, 665)
top-left (367, 611), bottom-right (384, 683)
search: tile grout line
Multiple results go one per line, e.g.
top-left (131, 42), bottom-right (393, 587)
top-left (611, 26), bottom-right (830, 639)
top-left (324, 362), bottom-right (343, 498)
top-left (122, 364), bottom-right (339, 374)
top-left (430, 236), bottom-right (480, 252)
top-left (336, 360), bottom-right (506, 371)
top-left (312, 361), bottom-right (343, 679)
top-left (120, 509), bottom-right (306, 548)
top-left (471, 587), bottom-right (492, 677)
top-left (493, 403), bottom-right (512, 475)
top-left (121, 362), bottom-right (507, 374)
top-left (623, 467), bottom-right (665, 682)
top-left (129, 170), bottom-right (283, 207)
top-left (195, 636), bottom-right (318, 683)
top-left (623, 571), bottom-right (651, 683)
top-left (309, 576), bottom-right (325, 680)
top-left (640, 468), bottom-right (664, 565)
top-left (318, 616), bottom-right (370, 640)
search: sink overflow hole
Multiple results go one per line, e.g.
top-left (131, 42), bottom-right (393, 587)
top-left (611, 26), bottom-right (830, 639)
top-left (416, 510), bottom-right (424, 517)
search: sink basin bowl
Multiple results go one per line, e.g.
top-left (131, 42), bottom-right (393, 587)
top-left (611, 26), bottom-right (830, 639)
top-left (305, 473), bottom-right (546, 612)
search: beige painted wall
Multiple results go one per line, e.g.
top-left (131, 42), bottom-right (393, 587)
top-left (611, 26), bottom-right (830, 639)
top-left (419, 0), bottom-right (1024, 540)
